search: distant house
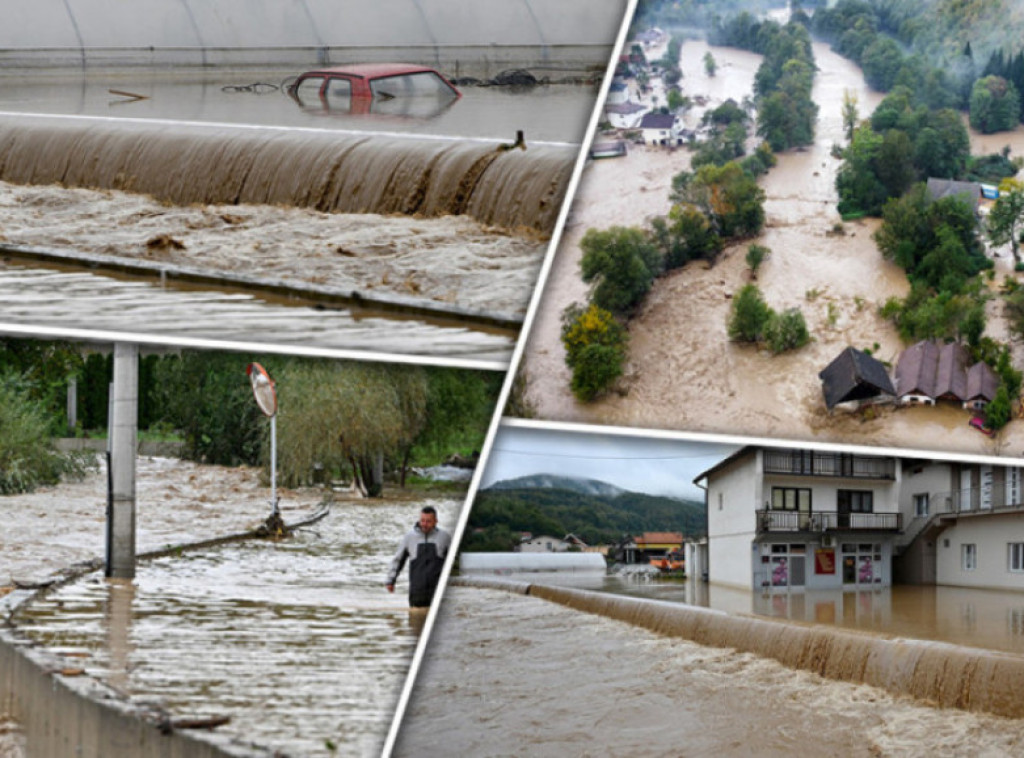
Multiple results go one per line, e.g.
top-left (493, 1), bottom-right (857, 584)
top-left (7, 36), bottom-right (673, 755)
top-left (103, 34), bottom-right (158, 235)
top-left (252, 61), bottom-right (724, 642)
top-left (606, 80), bottom-right (629, 105)
top-left (635, 28), bottom-right (666, 48)
top-left (632, 532), bottom-right (684, 562)
top-left (639, 112), bottom-right (680, 146)
top-left (603, 100), bottom-right (646, 129)
top-left (519, 534), bottom-right (588, 553)
top-left (926, 178), bottom-right (981, 214)
top-left (519, 535), bottom-right (570, 553)
top-left (818, 347), bottom-right (896, 411)
top-left (894, 340), bottom-right (998, 409)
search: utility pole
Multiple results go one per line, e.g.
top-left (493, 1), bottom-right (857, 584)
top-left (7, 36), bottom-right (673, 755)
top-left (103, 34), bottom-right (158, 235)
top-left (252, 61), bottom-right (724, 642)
top-left (106, 343), bottom-right (138, 579)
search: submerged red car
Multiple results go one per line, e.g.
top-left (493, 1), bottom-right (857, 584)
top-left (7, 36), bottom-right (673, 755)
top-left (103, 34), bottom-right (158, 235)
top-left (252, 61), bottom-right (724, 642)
top-left (288, 63), bottom-right (461, 117)
top-left (969, 416), bottom-right (995, 436)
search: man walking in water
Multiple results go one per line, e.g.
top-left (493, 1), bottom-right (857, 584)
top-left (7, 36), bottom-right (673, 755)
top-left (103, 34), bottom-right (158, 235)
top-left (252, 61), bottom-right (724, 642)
top-left (386, 506), bottom-right (452, 609)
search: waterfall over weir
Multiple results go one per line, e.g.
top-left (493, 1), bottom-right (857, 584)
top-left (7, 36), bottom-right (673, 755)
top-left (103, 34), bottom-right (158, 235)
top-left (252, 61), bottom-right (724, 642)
top-left (0, 115), bottom-right (575, 234)
top-left (458, 578), bottom-right (1024, 720)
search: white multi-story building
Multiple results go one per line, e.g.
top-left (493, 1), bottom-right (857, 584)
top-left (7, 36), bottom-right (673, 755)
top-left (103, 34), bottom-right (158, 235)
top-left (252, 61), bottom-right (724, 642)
top-left (695, 448), bottom-right (1024, 593)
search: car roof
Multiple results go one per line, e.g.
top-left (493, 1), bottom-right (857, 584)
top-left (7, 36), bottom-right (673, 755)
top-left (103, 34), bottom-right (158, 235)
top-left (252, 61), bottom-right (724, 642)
top-left (299, 63), bottom-right (445, 80)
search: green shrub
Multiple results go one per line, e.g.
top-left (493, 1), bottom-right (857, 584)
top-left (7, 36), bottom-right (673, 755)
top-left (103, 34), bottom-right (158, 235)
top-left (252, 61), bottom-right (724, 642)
top-left (727, 285), bottom-right (772, 343)
top-left (561, 303), bottom-right (628, 402)
top-left (765, 308), bottom-right (811, 353)
top-left (0, 376), bottom-right (96, 494)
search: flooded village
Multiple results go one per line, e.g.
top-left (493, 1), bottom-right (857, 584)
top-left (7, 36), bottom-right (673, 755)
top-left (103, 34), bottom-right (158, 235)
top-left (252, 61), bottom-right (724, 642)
top-left (522, 4), bottom-right (1024, 457)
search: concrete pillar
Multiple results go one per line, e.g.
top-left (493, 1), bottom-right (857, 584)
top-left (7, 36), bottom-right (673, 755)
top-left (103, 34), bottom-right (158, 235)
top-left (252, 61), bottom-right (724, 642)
top-left (66, 376), bottom-right (77, 435)
top-left (106, 343), bottom-right (138, 579)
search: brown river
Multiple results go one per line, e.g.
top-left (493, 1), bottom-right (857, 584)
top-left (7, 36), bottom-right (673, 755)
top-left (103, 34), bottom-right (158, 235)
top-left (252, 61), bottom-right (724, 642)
top-left (394, 585), bottom-right (1024, 757)
top-left (522, 36), bottom-right (1024, 457)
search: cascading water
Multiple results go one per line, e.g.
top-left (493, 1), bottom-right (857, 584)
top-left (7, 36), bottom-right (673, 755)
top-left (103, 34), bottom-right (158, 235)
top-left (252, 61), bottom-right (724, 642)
top-left (0, 115), bottom-right (575, 234)
top-left (463, 578), bottom-right (1024, 720)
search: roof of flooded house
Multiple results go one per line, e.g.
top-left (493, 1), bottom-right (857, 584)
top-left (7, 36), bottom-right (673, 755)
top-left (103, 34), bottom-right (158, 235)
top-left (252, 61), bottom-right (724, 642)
top-left (895, 340), bottom-right (979, 402)
top-left (605, 102), bottom-right (646, 114)
top-left (967, 361), bottom-right (1000, 402)
top-left (926, 178), bottom-right (980, 211)
top-left (635, 532), bottom-right (684, 546)
top-left (818, 347), bottom-right (896, 410)
top-left (639, 113), bottom-right (675, 130)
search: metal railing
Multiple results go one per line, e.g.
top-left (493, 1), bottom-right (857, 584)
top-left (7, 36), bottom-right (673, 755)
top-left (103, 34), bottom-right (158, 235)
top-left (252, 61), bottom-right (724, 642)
top-left (763, 451), bottom-right (895, 480)
top-left (757, 509), bottom-right (902, 533)
top-left (899, 482), bottom-right (1024, 548)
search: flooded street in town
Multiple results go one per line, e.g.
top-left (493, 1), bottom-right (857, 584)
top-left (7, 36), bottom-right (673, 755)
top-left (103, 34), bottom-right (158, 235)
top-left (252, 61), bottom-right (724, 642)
top-left (396, 586), bottom-right (1024, 757)
top-left (523, 35), bottom-right (1024, 456)
top-left (1, 457), bottom-right (462, 756)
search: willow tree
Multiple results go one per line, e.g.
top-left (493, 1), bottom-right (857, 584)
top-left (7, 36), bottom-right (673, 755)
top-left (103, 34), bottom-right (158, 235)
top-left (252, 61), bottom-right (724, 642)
top-left (274, 361), bottom-right (428, 495)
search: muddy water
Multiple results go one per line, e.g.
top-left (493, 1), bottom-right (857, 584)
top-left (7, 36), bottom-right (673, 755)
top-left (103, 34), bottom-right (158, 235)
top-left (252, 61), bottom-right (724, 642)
top-left (0, 181), bottom-right (545, 318)
top-left (395, 586), bottom-right (1024, 757)
top-left (11, 496), bottom-right (460, 757)
top-left (0, 265), bottom-right (515, 363)
top-left (0, 72), bottom-right (597, 142)
top-left (522, 38), bottom-right (1024, 456)
top-left (0, 114), bottom-right (574, 234)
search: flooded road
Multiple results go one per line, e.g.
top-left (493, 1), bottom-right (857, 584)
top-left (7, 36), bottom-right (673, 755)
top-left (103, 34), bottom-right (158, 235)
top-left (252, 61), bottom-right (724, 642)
top-left (0, 265), bottom-right (514, 364)
top-left (522, 36), bottom-right (1024, 457)
top-left (395, 586), bottom-right (1024, 757)
top-left (0, 71), bottom-right (597, 142)
top-left (0, 69), bottom-right (596, 355)
top-left (485, 571), bottom-right (1024, 656)
top-left (2, 457), bottom-right (462, 756)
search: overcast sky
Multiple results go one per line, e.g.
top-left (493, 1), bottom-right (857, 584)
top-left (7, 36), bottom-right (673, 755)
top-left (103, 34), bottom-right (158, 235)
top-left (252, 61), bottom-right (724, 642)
top-left (480, 425), bottom-right (738, 501)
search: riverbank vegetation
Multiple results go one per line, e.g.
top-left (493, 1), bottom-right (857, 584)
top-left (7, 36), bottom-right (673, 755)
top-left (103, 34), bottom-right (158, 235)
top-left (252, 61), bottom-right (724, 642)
top-left (0, 339), bottom-right (499, 496)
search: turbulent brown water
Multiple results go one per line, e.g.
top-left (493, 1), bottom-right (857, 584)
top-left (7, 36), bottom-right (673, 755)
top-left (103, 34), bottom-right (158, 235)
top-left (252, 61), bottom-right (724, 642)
top-left (395, 586), bottom-right (1024, 757)
top-left (0, 114), bottom-right (575, 234)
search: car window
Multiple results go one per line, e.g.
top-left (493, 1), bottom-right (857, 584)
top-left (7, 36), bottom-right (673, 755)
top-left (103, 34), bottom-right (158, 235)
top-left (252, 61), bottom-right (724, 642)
top-left (325, 77), bottom-right (353, 108)
top-left (293, 76), bottom-right (325, 105)
top-left (369, 72), bottom-right (455, 99)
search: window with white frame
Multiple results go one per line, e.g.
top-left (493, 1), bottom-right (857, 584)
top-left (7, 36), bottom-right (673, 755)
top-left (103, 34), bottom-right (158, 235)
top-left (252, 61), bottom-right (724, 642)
top-left (914, 493), bottom-right (929, 518)
top-left (1010, 542), bottom-right (1024, 572)
top-left (962, 543), bottom-right (977, 571)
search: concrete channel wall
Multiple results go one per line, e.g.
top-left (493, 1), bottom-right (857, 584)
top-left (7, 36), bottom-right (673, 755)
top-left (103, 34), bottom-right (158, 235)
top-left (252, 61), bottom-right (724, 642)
top-left (0, 0), bottom-right (627, 73)
top-left (1, 507), bottom-right (328, 757)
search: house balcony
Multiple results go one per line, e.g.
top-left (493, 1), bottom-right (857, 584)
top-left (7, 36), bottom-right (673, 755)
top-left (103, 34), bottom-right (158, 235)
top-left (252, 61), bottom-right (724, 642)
top-left (763, 450), bottom-right (896, 480)
top-left (756, 509), bottom-right (902, 534)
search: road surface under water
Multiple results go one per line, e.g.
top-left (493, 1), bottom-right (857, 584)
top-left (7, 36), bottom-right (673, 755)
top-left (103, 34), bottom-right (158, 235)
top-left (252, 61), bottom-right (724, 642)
top-left (0, 68), bottom-right (596, 357)
top-left (523, 35), bottom-right (1024, 457)
top-left (395, 586), bottom-right (1024, 757)
top-left (0, 265), bottom-right (514, 364)
top-left (0, 70), bottom-right (597, 142)
top-left (479, 570), bottom-right (1024, 655)
top-left (11, 496), bottom-right (461, 757)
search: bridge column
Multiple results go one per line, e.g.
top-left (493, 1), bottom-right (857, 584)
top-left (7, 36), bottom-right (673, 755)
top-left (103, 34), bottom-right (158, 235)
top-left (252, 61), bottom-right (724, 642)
top-left (106, 343), bottom-right (138, 579)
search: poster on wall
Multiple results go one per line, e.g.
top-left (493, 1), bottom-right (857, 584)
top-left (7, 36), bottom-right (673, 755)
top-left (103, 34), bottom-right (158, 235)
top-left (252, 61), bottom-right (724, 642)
top-left (814, 549), bottom-right (836, 574)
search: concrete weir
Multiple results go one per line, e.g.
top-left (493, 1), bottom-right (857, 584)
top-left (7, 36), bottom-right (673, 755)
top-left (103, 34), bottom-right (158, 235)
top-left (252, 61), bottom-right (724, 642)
top-left (0, 506), bottom-right (329, 758)
top-left (456, 578), bottom-right (1024, 720)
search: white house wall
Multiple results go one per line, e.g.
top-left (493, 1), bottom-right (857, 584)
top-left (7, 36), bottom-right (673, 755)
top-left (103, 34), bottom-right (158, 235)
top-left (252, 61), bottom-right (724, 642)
top-left (706, 451), bottom-right (761, 589)
top-left (762, 475), bottom-right (900, 515)
top-left (936, 513), bottom-right (1024, 590)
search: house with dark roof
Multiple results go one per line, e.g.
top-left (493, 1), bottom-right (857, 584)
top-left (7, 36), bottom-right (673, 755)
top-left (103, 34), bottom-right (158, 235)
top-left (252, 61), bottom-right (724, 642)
top-left (894, 340), bottom-right (998, 410)
top-left (926, 178), bottom-right (981, 214)
top-left (818, 347), bottom-right (896, 411)
top-left (639, 112), bottom-right (680, 146)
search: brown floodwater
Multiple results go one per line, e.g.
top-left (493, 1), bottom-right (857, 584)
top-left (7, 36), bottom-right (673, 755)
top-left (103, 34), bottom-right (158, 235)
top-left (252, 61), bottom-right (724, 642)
top-left (394, 586), bottom-right (1024, 757)
top-left (0, 68), bottom-right (596, 356)
top-left (3, 458), bottom-right (462, 756)
top-left (522, 37), bottom-right (1024, 457)
top-left (0, 264), bottom-right (515, 363)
